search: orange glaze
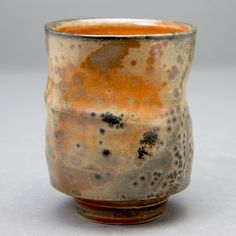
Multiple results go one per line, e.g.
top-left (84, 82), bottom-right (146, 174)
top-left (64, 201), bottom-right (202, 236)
top-left (56, 22), bottom-right (190, 35)
top-left (52, 41), bottom-right (166, 121)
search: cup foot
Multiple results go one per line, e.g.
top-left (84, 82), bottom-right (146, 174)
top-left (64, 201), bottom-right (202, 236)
top-left (75, 197), bottom-right (168, 224)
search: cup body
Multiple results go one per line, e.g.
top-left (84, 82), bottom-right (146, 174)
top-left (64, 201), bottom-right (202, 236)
top-left (44, 19), bottom-right (196, 224)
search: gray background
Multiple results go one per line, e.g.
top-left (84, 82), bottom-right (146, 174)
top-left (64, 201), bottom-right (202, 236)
top-left (0, 0), bottom-right (236, 235)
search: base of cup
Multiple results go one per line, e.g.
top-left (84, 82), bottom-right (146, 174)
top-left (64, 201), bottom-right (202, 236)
top-left (75, 197), bottom-right (168, 224)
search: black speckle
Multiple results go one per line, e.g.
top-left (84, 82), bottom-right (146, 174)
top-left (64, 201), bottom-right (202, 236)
top-left (137, 130), bottom-right (159, 160)
top-left (175, 151), bottom-right (180, 157)
top-left (150, 181), bottom-right (155, 186)
top-left (76, 143), bottom-right (80, 148)
top-left (94, 174), bottom-right (101, 180)
top-left (162, 182), bottom-right (167, 187)
top-left (133, 181), bottom-right (138, 186)
top-left (99, 140), bottom-right (103, 144)
top-left (140, 130), bottom-right (158, 146)
top-left (137, 147), bottom-right (149, 159)
top-left (102, 149), bottom-right (111, 157)
top-left (100, 112), bottom-right (124, 128)
top-left (172, 117), bottom-right (177, 123)
top-left (168, 171), bottom-right (177, 180)
top-left (115, 124), bottom-right (120, 129)
top-left (99, 128), bottom-right (105, 134)
top-left (154, 171), bottom-right (161, 177)
top-left (90, 112), bottom-right (96, 117)
top-left (140, 176), bottom-right (146, 181)
top-left (167, 126), bottom-right (172, 132)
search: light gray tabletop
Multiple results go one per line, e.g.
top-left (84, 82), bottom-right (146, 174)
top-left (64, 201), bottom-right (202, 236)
top-left (0, 67), bottom-right (235, 235)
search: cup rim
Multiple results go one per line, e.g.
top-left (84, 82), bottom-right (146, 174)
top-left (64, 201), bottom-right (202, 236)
top-left (44, 18), bottom-right (197, 39)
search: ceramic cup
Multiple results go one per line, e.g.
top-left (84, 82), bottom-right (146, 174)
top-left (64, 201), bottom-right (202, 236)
top-left (44, 18), bottom-right (196, 224)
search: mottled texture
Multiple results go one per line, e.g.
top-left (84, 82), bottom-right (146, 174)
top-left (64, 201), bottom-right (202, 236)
top-left (45, 19), bottom-right (196, 203)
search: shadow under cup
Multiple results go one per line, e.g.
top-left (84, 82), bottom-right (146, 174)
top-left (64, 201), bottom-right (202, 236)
top-left (44, 18), bottom-right (196, 224)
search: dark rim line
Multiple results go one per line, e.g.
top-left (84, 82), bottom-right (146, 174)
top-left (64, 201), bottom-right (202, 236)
top-left (44, 18), bottom-right (197, 40)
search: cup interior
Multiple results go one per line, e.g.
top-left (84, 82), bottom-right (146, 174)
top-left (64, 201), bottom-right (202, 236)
top-left (46, 19), bottom-right (195, 36)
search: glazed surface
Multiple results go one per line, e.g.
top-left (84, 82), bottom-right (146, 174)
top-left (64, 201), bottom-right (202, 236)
top-left (45, 25), bottom-right (195, 201)
top-left (55, 20), bottom-right (191, 35)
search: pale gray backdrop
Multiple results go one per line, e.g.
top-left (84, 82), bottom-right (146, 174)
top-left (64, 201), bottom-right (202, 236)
top-left (0, 0), bottom-right (236, 69)
top-left (0, 1), bottom-right (236, 236)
